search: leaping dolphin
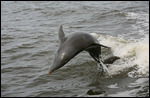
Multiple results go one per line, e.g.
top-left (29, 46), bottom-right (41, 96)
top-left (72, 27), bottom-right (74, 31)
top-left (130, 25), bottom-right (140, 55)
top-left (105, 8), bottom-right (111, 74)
top-left (48, 25), bottom-right (111, 75)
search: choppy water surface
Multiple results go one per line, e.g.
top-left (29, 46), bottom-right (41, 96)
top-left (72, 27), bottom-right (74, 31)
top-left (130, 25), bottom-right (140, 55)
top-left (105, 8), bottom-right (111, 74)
top-left (1, 1), bottom-right (149, 97)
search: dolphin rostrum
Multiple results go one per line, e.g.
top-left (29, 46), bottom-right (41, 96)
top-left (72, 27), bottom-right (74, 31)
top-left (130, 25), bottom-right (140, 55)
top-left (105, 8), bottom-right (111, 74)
top-left (48, 25), bottom-right (111, 74)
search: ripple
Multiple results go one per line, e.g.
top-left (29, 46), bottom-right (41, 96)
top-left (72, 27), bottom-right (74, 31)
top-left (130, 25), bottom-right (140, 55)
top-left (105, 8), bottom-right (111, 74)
top-left (10, 53), bottom-right (31, 60)
top-left (1, 1), bottom-right (149, 97)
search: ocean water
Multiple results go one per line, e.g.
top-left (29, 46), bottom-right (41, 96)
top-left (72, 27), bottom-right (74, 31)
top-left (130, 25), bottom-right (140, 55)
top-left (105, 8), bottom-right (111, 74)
top-left (1, 1), bottom-right (149, 97)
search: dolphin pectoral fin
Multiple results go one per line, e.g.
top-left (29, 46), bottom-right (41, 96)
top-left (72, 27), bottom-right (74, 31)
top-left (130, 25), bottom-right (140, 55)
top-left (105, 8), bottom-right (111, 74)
top-left (85, 43), bottom-right (109, 55)
top-left (58, 25), bottom-right (65, 43)
top-left (94, 43), bottom-right (110, 48)
top-left (85, 43), bottom-right (111, 63)
top-left (85, 45), bottom-right (101, 63)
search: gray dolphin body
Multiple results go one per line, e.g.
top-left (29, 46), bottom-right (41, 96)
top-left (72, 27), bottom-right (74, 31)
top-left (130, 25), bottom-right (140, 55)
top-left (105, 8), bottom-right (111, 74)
top-left (48, 25), bottom-right (111, 74)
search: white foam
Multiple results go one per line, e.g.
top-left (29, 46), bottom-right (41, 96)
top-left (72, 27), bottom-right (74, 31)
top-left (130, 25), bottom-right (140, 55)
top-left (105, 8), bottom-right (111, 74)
top-left (107, 83), bottom-right (118, 88)
top-left (108, 89), bottom-right (136, 97)
top-left (129, 78), bottom-right (149, 86)
top-left (90, 30), bottom-right (149, 77)
top-left (97, 34), bottom-right (149, 77)
top-left (98, 61), bottom-right (110, 75)
top-left (90, 32), bottom-right (100, 39)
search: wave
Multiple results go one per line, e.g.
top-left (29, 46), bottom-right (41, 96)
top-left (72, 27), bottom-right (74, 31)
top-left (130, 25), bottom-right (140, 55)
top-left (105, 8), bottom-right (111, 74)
top-left (90, 33), bottom-right (149, 78)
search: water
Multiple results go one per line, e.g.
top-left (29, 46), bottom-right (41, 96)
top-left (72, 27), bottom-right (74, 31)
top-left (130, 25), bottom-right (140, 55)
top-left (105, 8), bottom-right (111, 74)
top-left (1, 1), bottom-right (149, 97)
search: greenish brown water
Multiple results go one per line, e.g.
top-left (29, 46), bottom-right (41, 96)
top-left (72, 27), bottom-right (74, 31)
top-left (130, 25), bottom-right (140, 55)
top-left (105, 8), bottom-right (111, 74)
top-left (1, 1), bottom-right (149, 97)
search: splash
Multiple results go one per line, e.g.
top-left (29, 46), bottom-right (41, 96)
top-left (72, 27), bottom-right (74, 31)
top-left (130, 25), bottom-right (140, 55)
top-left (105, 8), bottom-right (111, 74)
top-left (90, 33), bottom-right (149, 77)
top-left (101, 35), bottom-right (149, 77)
top-left (97, 60), bottom-right (110, 75)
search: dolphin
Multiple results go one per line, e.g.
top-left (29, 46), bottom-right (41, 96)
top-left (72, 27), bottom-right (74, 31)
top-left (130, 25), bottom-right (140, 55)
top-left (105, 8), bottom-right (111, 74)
top-left (48, 25), bottom-right (111, 74)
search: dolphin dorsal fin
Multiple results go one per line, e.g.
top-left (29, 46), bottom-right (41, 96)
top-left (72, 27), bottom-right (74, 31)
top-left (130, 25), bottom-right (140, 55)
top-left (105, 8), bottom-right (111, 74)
top-left (58, 25), bottom-right (65, 43)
